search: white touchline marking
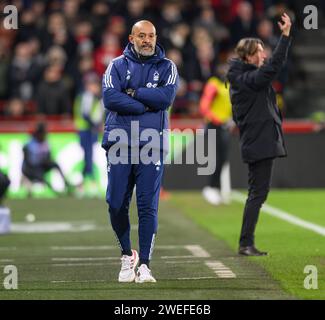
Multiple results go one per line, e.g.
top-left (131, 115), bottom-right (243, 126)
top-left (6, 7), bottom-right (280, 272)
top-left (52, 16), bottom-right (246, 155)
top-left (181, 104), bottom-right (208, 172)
top-left (161, 255), bottom-right (199, 259)
top-left (232, 191), bottom-right (325, 237)
top-left (50, 245), bottom-right (185, 251)
top-left (0, 259), bottom-right (14, 262)
top-left (162, 245), bottom-right (211, 259)
top-left (52, 262), bottom-right (119, 267)
top-left (10, 221), bottom-right (97, 233)
top-left (51, 246), bottom-right (116, 250)
top-left (176, 277), bottom-right (216, 280)
top-left (52, 257), bottom-right (119, 262)
top-left (184, 245), bottom-right (211, 258)
top-left (205, 261), bottom-right (236, 278)
top-left (154, 245), bottom-right (183, 249)
top-left (51, 280), bottom-right (106, 283)
top-left (165, 260), bottom-right (203, 264)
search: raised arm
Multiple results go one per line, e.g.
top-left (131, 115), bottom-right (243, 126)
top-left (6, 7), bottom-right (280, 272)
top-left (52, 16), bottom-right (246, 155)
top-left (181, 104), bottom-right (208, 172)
top-left (242, 13), bottom-right (292, 90)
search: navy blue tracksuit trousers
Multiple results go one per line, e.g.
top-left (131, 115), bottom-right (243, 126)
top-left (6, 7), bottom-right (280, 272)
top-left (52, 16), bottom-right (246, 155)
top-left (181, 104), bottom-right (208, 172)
top-left (79, 130), bottom-right (98, 178)
top-left (105, 148), bottom-right (164, 262)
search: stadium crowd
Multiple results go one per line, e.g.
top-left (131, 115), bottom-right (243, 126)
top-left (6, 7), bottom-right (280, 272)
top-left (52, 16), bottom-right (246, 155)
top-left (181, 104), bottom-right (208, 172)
top-left (0, 0), bottom-right (295, 119)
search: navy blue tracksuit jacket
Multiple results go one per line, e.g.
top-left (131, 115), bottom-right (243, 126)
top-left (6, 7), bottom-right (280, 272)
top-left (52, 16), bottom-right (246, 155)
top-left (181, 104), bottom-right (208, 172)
top-left (102, 43), bottom-right (179, 261)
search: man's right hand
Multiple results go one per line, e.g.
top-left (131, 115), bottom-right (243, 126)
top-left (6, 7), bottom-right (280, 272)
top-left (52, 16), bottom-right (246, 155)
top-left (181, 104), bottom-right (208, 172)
top-left (125, 88), bottom-right (135, 97)
top-left (278, 12), bottom-right (292, 37)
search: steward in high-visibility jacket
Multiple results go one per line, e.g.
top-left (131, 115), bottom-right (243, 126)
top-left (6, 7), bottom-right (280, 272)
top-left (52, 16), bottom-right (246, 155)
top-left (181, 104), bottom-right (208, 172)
top-left (199, 74), bottom-right (233, 205)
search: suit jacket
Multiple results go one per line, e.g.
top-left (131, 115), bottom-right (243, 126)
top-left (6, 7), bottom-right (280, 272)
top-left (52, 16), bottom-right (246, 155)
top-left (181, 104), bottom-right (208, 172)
top-left (227, 35), bottom-right (291, 163)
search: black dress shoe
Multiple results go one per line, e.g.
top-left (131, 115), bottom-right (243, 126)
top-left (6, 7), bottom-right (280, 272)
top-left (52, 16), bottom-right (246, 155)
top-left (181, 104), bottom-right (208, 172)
top-left (238, 246), bottom-right (268, 256)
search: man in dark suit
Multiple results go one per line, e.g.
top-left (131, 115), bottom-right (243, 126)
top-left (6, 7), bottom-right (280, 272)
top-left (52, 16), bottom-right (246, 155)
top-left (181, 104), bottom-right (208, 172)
top-left (227, 13), bottom-right (292, 256)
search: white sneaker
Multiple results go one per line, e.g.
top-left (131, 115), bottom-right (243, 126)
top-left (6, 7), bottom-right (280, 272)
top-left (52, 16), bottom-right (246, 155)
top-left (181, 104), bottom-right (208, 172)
top-left (135, 264), bottom-right (156, 283)
top-left (202, 187), bottom-right (222, 205)
top-left (118, 249), bottom-right (139, 282)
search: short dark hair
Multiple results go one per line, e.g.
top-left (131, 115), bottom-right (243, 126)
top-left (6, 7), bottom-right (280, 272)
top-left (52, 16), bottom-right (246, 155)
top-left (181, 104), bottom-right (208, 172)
top-left (235, 38), bottom-right (265, 62)
top-left (33, 122), bottom-right (47, 139)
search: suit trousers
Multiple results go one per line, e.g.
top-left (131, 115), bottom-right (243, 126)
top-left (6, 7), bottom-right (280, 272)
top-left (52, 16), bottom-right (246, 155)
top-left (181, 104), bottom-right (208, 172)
top-left (239, 158), bottom-right (274, 247)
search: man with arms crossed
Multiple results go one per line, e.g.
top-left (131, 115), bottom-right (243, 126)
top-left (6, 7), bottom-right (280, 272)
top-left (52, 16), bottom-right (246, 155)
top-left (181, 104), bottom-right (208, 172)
top-left (102, 20), bottom-right (179, 282)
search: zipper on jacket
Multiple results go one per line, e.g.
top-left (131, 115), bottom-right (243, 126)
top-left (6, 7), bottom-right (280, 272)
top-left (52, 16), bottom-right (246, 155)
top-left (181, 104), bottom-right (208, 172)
top-left (140, 63), bottom-right (145, 87)
top-left (160, 110), bottom-right (164, 135)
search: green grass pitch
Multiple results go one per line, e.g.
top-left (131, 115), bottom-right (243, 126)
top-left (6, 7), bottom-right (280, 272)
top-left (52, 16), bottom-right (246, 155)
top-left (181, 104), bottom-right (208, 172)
top-left (0, 190), bottom-right (324, 300)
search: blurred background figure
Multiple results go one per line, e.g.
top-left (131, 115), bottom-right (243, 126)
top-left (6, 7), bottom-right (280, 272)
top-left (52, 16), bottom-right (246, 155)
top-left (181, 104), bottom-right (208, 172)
top-left (8, 41), bottom-right (43, 101)
top-left (166, 48), bottom-right (188, 115)
top-left (0, 0), bottom-right (306, 120)
top-left (0, 169), bottom-right (10, 234)
top-left (200, 63), bottom-right (233, 205)
top-left (0, 39), bottom-right (10, 100)
top-left (74, 73), bottom-right (103, 197)
top-left (230, 1), bottom-right (257, 46)
top-left (0, 170), bottom-right (10, 205)
top-left (22, 122), bottom-right (72, 195)
top-left (93, 32), bottom-right (122, 76)
top-left (36, 65), bottom-right (71, 116)
top-left (4, 98), bottom-right (25, 119)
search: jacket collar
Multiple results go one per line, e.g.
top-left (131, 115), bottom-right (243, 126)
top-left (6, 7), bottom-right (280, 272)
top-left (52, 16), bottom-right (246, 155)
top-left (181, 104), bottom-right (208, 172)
top-left (226, 58), bottom-right (257, 82)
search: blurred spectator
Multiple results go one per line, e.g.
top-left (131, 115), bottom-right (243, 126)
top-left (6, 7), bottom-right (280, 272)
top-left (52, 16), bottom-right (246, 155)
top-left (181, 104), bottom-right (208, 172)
top-left (171, 78), bottom-right (189, 115)
top-left (89, 0), bottom-right (111, 47)
top-left (186, 92), bottom-right (201, 115)
top-left (74, 54), bottom-right (96, 93)
top-left (36, 65), bottom-right (71, 115)
top-left (0, 39), bottom-right (10, 99)
top-left (163, 23), bottom-right (190, 51)
top-left (230, 1), bottom-right (258, 45)
top-left (74, 73), bottom-right (103, 195)
top-left (40, 11), bottom-right (77, 63)
top-left (0, 16), bottom-right (17, 53)
top-left (93, 32), bottom-right (122, 76)
top-left (15, 9), bottom-right (39, 42)
top-left (45, 45), bottom-right (67, 69)
top-left (124, 0), bottom-right (151, 33)
top-left (0, 0), bottom-right (296, 119)
top-left (108, 16), bottom-right (127, 47)
top-left (4, 98), bottom-right (25, 118)
top-left (185, 27), bottom-right (217, 100)
top-left (257, 18), bottom-right (278, 48)
top-left (45, 45), bottom-right (76, 98)
top-left (73, 19), bottom-right (94, 57)
top-left (63, 0), bottom-right (81, 32)
top-left (208, 0), bottom-right (242, 25)
top-left (28, 37), bottom-right (45, 67)
top-left (166, 48), bottom-right (186, 85)
top-left (158, 0), bottom-right (183, 45)
top-left (22, 122), bottom-right (71, 194)
top-left (194, 6), bottom-right (229, 44)
top-left (30, 0), bottom-right (47, 31)
top-left (0, 170), bottom-right (10, 205)
top-left (8, 41), bottom-right (43, 100)
top-left (166, 48), bottom-right (188, 114)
